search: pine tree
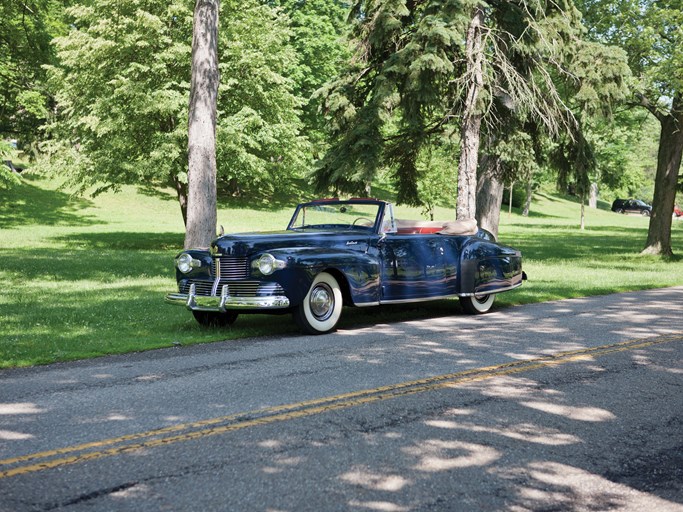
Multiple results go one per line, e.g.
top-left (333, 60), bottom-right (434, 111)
top-left (314, 0), bottom-right (610, 222)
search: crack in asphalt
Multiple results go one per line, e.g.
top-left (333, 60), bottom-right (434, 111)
top-left (42, 482), bottom-right (137, 511)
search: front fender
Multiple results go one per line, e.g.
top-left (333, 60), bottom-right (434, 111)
top-left (269, 247), bottom-right (381, 306)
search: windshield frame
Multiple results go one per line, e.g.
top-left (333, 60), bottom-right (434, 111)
top-left (287, 199), bottom-right (388, 234)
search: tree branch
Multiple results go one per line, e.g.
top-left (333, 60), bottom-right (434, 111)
top-left (635, 92), bottom-right (665, 122)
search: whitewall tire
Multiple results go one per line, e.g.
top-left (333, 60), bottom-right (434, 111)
top-left (459, 294), bottom-right (495, 314)
top-left (293, 272), bottom-right (343, 334)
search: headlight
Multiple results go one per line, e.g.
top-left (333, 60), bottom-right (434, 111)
top-left (254, 253), bottom-right (286, 275)
top-left (176, 253), bottom-right (199, 274)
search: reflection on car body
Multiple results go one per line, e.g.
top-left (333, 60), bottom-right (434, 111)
top-left (166, 199), bottom-right (525, 334)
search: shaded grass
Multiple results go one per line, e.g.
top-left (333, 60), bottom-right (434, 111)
top-left (1, 177), bottom-right (682, 368)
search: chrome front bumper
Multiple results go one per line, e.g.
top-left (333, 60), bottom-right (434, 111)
top-left (165, 283), bottom-right (290, 312)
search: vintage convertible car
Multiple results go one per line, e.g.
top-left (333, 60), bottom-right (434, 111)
top-left (166, 198), bottom-right (525, 334)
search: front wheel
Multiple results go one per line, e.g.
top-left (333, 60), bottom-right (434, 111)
top-left (641, 210), bottom-right (650, 217)
top-left (459, 294), bottom-right (495, 314)
top-left (293, 272), bottom-right (343, 334)
top-left (192, 310), bottom-right (238, 327)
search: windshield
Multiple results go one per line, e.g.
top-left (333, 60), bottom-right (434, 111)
top-left (289, 202), bottom-right (381, 231)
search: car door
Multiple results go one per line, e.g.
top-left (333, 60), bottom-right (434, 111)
top-left (378, 234), bottom-right (451, 301)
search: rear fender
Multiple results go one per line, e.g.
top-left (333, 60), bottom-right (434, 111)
top-left (458, 239), bottom-right (523, 295)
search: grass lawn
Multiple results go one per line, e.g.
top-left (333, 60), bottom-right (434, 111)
top-left (1, 175), bottom-right (682, 368)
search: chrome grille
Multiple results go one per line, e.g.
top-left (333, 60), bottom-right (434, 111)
top-left (179, 280), bottom-right (213, 296)
top-left (211, 256), bottom-right (249, 280)
top-left (180, 280), bottom-right (284, 298)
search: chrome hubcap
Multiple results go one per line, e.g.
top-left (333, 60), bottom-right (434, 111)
top-left (310, 283), bottom-right (334, 321)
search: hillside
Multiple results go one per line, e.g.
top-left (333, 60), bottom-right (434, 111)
top-left (1, 176), bottom-right (681, 367)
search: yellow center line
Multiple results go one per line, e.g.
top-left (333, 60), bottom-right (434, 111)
top-left (1, 333), bottom-right (680, 479)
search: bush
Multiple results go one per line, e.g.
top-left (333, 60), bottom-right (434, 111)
top-left (502, 183), bottom-right (526, 209)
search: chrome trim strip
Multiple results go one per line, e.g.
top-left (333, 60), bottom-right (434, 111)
top-left (378, 281), bottom-right (523, 304)
top-left (166, 293), bottom-right (290, 311)
top-left (210, 259), bottom-right (221, 296)
top-left (379, 294), bottom-right (460, 305)
top-left (458, 281), bottom-right (523, 297)
top-left (354, 301), bottom-right (381, 307)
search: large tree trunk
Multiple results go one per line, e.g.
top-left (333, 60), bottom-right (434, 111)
top-left (476, 154), bottom-right (504, 238)
top-left (642, 93), bottom-right (683, 257)
top-left (457, 7), bottom-right (485, 221)
top-left (185, 0), bottom-right (220, 249)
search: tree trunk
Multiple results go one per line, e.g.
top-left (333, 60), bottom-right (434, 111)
top-left (522, 179), bottom-right (533, 217)
top-left (185, 0), bottom-right (220, 249)
top-left (642, 93), bottom-right (683, 257)
top-left (580, 192), bottom-right (585, 231)
top-left (456, 7), bottom-right (485, 221)
top-left (589, 182), bottom-right (598, 209)
top-left (476, 153), bottom-right (504, 238)
top-left (173, 175), bottom-right (188, 226)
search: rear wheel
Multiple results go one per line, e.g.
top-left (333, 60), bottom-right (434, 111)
top-left (616, 208), bottom-right (624, 214)
top-left (192, 310), bottom-right (238, 327)
top-left (459, 294), bottom-right (495, 314)
top-left (293, 272), bottom-right (343, 334)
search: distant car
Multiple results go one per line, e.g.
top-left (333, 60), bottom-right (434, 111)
top-left (611, 199), bottom-right (652, 216)
top-left (674, 205), bottom-right (683, 218)
top-left (166, 198), bottom-right (525, 334)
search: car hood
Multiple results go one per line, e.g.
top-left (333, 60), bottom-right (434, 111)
top-left (211, 229), bottom-right (372, 257)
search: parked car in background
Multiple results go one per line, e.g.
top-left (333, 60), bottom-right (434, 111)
top-left (674, 205), bottom-right (683, 218)
top-left (611, 199), bottom-right (652, 216)
top-left (166, 198), bottom-right (525, 334)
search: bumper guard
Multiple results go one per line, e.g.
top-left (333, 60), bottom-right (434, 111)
top-left (165, 284), bottom-right (290, 312)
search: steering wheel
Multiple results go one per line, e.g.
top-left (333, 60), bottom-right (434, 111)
top-left (352, 217), bottom-right (374, 227)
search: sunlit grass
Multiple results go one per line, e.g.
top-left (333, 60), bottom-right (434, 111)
top-left (1, 176), bottom-right (682, 368)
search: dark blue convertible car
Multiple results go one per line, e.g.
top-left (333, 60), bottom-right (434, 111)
top-left (166, 198), bottom-right (524, 334)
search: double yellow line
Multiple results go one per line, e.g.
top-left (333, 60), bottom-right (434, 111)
top-left (1, 333), bottom-right (680, 479)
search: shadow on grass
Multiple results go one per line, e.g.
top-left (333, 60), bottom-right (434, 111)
top-left (51, 231), bottom-right (185, 252)
top-left (504, 226), bottom-right (656, 261)
top-left (2, 246), bottom-right (175, 281)
top-left (0, 178), bottom-right (99, 229)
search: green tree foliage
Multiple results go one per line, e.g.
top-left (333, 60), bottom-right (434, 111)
top-left (314, 0), bottom-right (620, 218)
top-left (0, 0), bottom-right (69, 150)
top-left (216, 0), bottom-right (309, 199)
top-left (276, 0), bottom-right (350, 149)
top-left (415, 135), bottom-right (458, 220)
top-left (43, 0), bottom-right (193, 199)
top-left (315, 1), bottom-right (473, 207)
top-left (41, 0), bottom-right (308, 217)
top-left (578, 0), bottom-right (683, 255)
top-left (0, 141), bottom-right (21, 189)
top-left (586, 110), bottom-right (657, 200)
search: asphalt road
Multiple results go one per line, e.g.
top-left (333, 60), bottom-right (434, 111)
top-left (1, 287), bottom-right (682, 511)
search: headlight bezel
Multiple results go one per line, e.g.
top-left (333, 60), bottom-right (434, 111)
top-left (253, 253), bottom-right (286, 276)
top-left (176, 253), bottom-right (201, 274)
